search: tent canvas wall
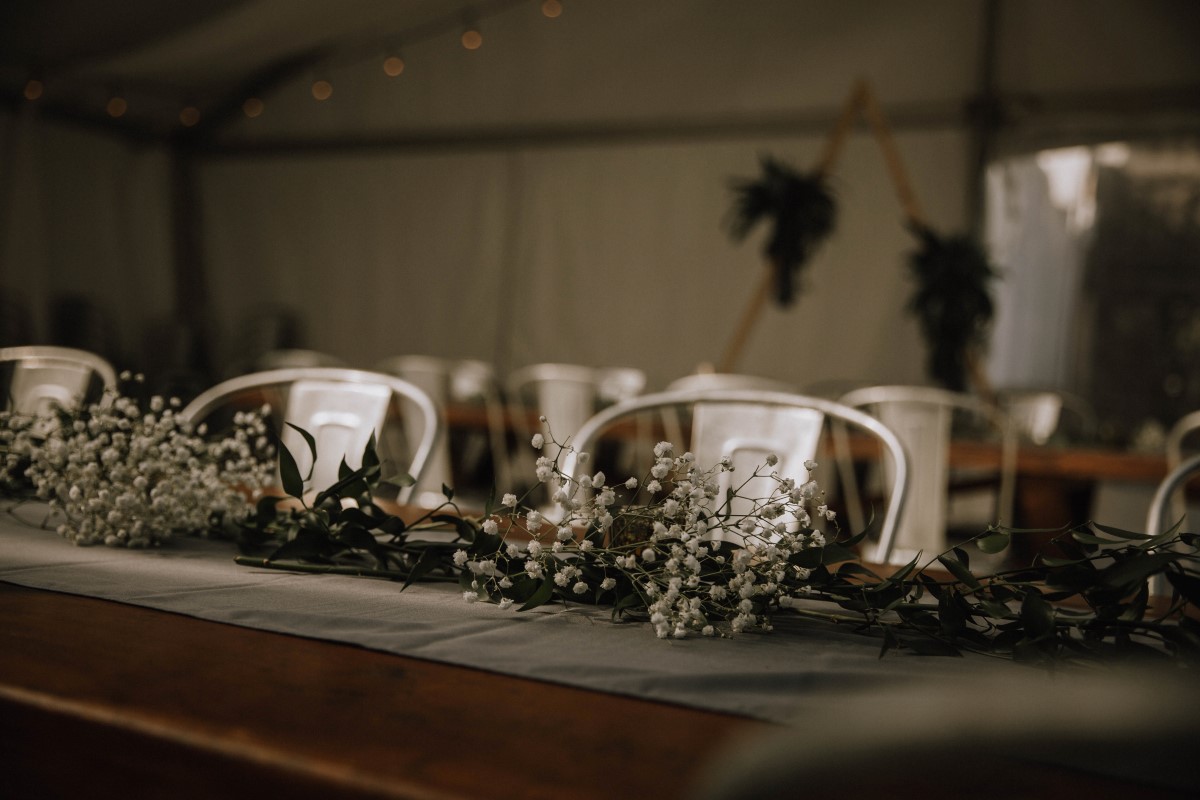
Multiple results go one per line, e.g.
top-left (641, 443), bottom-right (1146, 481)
top-left (2, 0), bottom-right (1199, 396)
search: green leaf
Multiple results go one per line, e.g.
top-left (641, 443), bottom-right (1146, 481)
top-left (402, 547), bottom-right (445, 590)
top-left (878, 554), bottom-right (921, 588)
top-left (338, 457), bottom-right (353, 481)
top-left (789, 547), bottom-right (824, 569)
top-left (268, 530), bottom-right (328, 562)
top-left (879, 626), bottom-right (899, 659)
top-left (936, 554), bottom-right (982, 590)
top-left (1166, 570), bottom-right (1200, 606)
top-left (611, 590), bottom-right (644, 621)
top-left (361, 430), bottom-right (380, 471)
top-left (978, 599), bottom-right (1015, 619)
top-left (518, 575), bottom-right (556, 611)
top-left (1019, 591), bottom-right (1055, 640)
top-left (285, 422), bottom-right (318, 481)
top-left (820, 542), bottom-right (858, 565)
top-left (277, 438), bottom-right (305, 499)
top-left (335, 524), bottom-right (378, 551)
top-left (442, 484), bottom-right (454, 501)
top-left (976, 531), bottom-right (1010, 554)
top-left (901, 636), bottom-right (964, 657)
top-left (432, 514), bottom-right (479, 546)
top-left (382, 472), bottom-right (416, 489)
top-left (1070, 530), bottom-right (1122, 547)
top-left (1090, 522), bottom-right (1150, 540)
top-left (1097, 551), bottom-right (1177, 591)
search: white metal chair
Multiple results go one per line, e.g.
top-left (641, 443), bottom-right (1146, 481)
top-left (180, 368), bottom-right (440, 503)
top-left (995, 388), bottom-right (1097, 446)
top-left (253, 349), bottom-right (347, 371)
top-left (1162, 409), bottom-right (1200, 531)
top-left (837, 385), bottom-right (1017, 565)
top-left (663, 373), bottom-right (798, 449)
top-left (1, 345), bottom-right (118, 414)
top-left (1145, 452), bottom-right (1200, 596)
top-left (375, 355), bottom-right (510, 506)
top-left (507, 363), bottom-right (646, 444)
top-left (565, 389), bottom-right (908, 563)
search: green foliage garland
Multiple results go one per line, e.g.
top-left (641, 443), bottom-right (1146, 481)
top-left (234, 430), bottom-right (1200, 665)
top-left (728, 156), bottom-right (837, 306)
top-left (906, 225), bottom-right (997, 391)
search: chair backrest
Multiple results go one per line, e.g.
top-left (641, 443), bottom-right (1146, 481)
top-left (667, 373), bottom-right (796, 393)
top-left (1163, 409), bottom-right (1200, 530)
top-left (564, 389), bottom-right (908, 563)
top-left (1145, 452), bottom-right (1200, 597)
top-left (838, 385), bottom-right (1016, 565)
top-left (1, 345), bottom-right (118, 415)
top-left (180, 368), bottom-right (440, 502)
top-left (253, 349), bottom-right (347, 371)
top-left (507, 363), bottom-right (647, 445)
top-left (1146, 453), bottom-right (1200, 536)
top-left (996, 388), bottom-right (1097, 445)
top-left (375, 355), bottom-right (510, 505)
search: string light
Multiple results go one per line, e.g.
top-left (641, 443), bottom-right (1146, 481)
top-left (461, 11), bottom-right (483, 50)
top-left (383, 53), bottom-right (406, 77)
top-left (22, 1), bottom-right (569, 126)
top-left (461, 28), bottom-right (483, 49)
top-left (311, 79), bottom-right (333, 101)
top-left (106, 94), bottom-right (127, 118)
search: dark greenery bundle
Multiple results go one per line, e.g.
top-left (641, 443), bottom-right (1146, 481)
top-left (906, 225), bottom-right (997, 391)
top-left (728, 156), bottom-right (836, 306)
top-left (233, 429), bottom-right (1199, 665)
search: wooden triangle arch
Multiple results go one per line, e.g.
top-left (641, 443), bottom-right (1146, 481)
top-left (716, 78), bottom-right (989, 395)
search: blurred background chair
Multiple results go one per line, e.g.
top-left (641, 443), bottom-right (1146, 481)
top-left (251, 349), bottom-right (347, 371)
top-left (1161, 408), bottom-right (1200, 532)
top-left (1146, 452), bottom-right (1200, 596)
top-left (837, 385), bottom-right (1016, 566)
top-left (181, 367), bottom-right (439, 503)
top-left (50, 293), bottom-right (122, 370)
top-left (995, 387), bottom-right (1097, 446)
top-left (1, 345), bottom-right (117, 415)
top-left (566, 388), bottom-right (907, 562)
top-left (663, 373), bottom-right (798, 452)
top-left (506, 363), bottom-right (647, 497)
top-left (376, 355), bottom-right (510, 508)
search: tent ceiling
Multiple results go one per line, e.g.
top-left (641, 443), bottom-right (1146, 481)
top-left (0, 0), bottom-right (506, 126)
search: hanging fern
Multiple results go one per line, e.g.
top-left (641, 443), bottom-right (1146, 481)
top-left (728, 156), bottom-right (836, 306)
top-left (906, 225), bottom-right (997, 391)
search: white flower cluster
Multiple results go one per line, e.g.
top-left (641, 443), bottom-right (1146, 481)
top-left (1, 383), bottom-right (272, 547)
top-left (461, 436), bottom-right (837, 639)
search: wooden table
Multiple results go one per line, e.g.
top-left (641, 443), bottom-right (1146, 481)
top-left (0, 581), bottom-right (758, 800)
top-left (2, 580), bottom-right (1193, 799)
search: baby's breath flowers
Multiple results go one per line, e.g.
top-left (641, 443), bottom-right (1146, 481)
top-left (459, 431), bottom-right (837, 638)
top-left (1, 379), bottom-right (272, 547)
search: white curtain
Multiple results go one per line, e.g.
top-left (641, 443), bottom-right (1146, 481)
top-left (198, 127), bottom-right (968, 390)
top-left (0, 110), bottom-right (174, 370)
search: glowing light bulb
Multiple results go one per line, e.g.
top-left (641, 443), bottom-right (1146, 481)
top-left (311, 80), bottom-right (333, 101)
top-left (383, 55), bottom-right (405, 77)
top-left (243, 97), bottom-right (264, 118)
top-left (23, 79), bottom-right (44, 101)
top-left (542, 0), bottom-right (563, 18)
top-left (461, 28), bottom-right (483, 50)
top-left (179, 106), bottom-right (201, 127)
top-left (106, 96), bottom-right (127, 118)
